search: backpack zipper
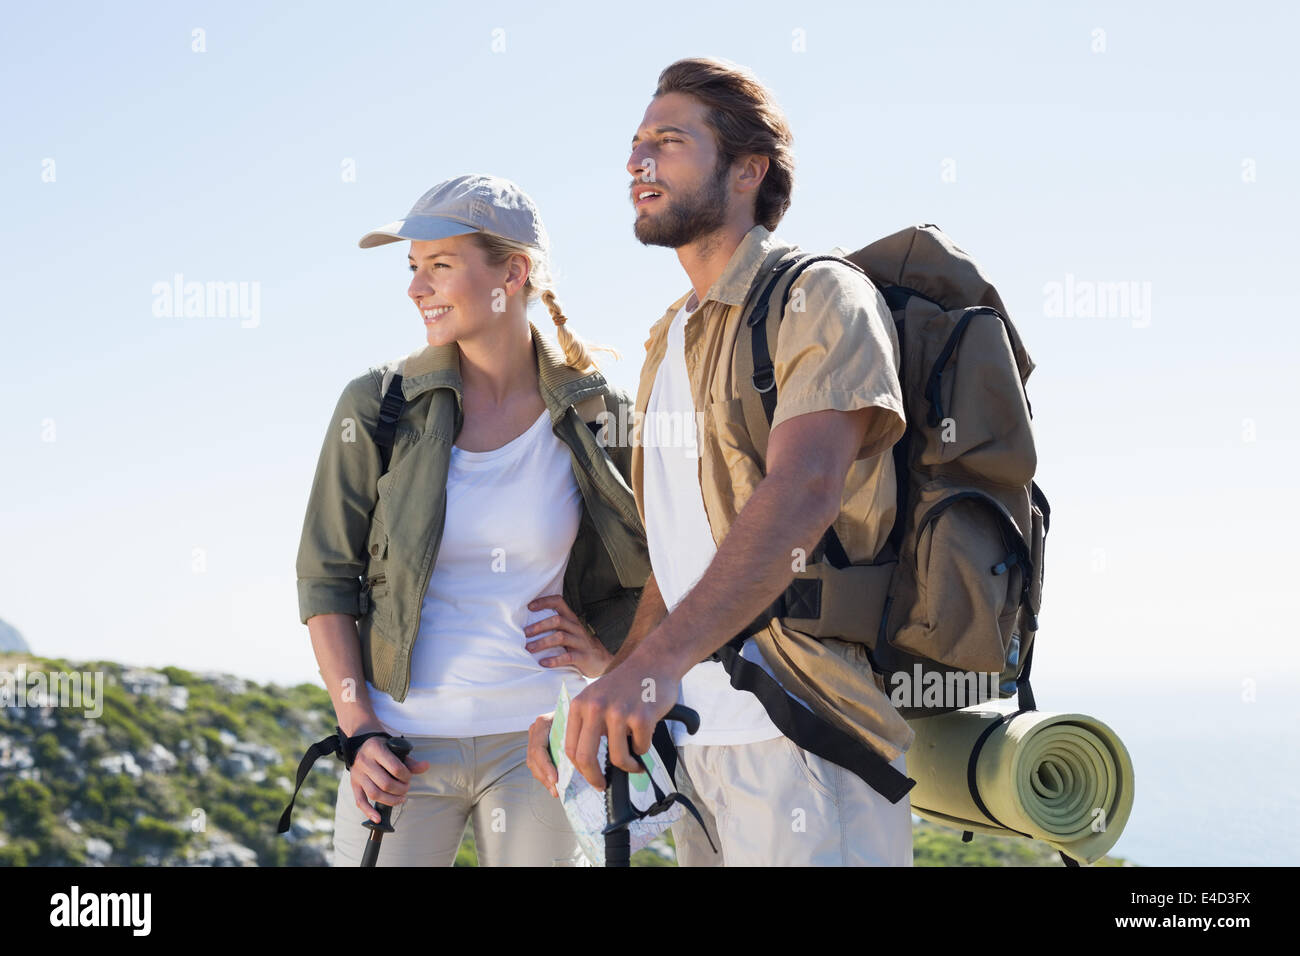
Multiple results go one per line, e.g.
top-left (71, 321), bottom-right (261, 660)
top-left (924, 307), bottom-right (1031, 426)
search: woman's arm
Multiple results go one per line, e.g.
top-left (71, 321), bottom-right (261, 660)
top-left (306, 614), bottom-right (429, 822)
top-left (296, 371), bottom-right (385, 624)
top-left (306, 612), bottom-right (386, 736)
top-left (297, 372), bottom-right (428, 821)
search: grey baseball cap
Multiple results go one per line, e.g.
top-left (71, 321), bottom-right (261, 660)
top-left (358, 174), bottom-right (549, 251)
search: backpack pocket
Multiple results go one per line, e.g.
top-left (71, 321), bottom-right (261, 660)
top-left (892, 480), bottom-right (1030, 673)
top-left (910, 307), bottom-right (1036, 488)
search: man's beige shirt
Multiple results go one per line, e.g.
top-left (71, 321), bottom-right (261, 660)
top-left (629, 224), bottom-right (915, 760)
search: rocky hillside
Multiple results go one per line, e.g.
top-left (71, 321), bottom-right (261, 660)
top-left (0, 653), bottom-right (1131, 866)
top-left (0, 653), bottom-right (339, 866)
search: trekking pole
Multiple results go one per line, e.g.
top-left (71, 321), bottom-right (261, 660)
top-left (603, 704), bottom-right (700, 868)
top-left (359, 736), bottom-right (412, 868)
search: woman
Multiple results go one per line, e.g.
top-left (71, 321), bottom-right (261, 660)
top-left (295, 174), bottom-right (650, 866)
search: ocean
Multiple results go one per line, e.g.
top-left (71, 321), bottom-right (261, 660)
top-left (1024, 674), bottom-right (1300, 867)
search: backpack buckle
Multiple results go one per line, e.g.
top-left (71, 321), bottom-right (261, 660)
top-left (752, 365), bottom-right (776, 394)
top-left (783, 578), bottom-right (822, 619)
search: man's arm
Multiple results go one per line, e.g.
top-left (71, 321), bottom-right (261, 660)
top-left (564, 404), bottom-right (880, 784)
top-left (632, 404), bottom-right (873, 677)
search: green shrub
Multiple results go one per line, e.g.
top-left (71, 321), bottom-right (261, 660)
top-left (133, 816), bottom-right (187, 849)
top-left (32, 732), bottom-right (63, 766)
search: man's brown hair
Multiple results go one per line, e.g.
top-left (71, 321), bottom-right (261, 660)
top-left (654, 57), bottom-right (795, 230)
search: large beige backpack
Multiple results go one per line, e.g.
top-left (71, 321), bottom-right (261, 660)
top-left (732, 224), bottom-right (1050, 720)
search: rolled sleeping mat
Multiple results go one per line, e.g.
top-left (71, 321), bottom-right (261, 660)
top-left (905, 699), bottom-right (1135, 865)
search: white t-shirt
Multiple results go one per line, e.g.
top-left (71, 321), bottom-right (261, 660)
top-left (368, 407), bottom-right (589, 737)
top-left (642, 301), bottom-right (787, 747)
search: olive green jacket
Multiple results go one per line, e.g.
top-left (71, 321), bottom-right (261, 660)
top-left (295, 322), bottom-right (650, 702)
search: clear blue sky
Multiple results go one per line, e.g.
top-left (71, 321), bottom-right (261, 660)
top-left (2, 2), bottom-right (1296, 700)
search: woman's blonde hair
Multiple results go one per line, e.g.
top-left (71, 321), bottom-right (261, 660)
top-left (470, 231), bottom-right (620, 371)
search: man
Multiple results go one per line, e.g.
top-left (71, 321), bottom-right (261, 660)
top-left (527, 57), bottom-right (915, 866)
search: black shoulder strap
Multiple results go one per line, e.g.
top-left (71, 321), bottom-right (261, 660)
top-left (746, 253), bottom-right (866, 426)
top-left (712, 631), bottom-right (915, 804)
top-left (373, 372), bottom-right (406, 474)
top-left (742, 253), bottom-right (869, 569)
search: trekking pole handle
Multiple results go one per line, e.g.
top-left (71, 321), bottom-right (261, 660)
top-left (363, 736), bottom-right (412, 834)
top-left (605, 705), bottom-right (698, 816)
top-left (663, 704), bottom-right (700, 736)
top-left (602, 705), bottom-right (702, 865)
top-left (609, 705), bottom-right (700, 771)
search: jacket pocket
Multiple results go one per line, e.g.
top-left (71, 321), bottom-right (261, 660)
top-left (708, 397), bottom-right (762, 505)
top-left (359, 516), bottom-right (391, 632)
top-left (893, 480), bottom-right (1029, 673)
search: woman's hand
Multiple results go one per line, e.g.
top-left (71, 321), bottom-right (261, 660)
top-left (524, 594), bottom-right (613, 678)
top-left (348, 734), bottom-right (431, 824)
top-left (526, 713), bottom-right (558, 797)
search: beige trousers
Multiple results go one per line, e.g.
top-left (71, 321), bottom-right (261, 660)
top-left (669, 735), bottom-right (913, 866)
top-left (330, 730), bottom-right (583, 867)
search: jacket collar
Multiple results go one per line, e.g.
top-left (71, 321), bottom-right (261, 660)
top-left (398, 321), bottom-right (608, 419)
top-left (645, 224), bottom-right (793, 356)
top-left (692, 223), bottom-right (789, 308)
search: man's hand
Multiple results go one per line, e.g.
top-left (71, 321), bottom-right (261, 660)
top-left (563, 643), bottom-right (684, 790)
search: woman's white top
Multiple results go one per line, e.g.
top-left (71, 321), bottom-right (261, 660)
top-left (368, 407), bottom-right (589, 737)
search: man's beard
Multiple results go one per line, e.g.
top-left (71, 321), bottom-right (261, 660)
top-left (634, 160), bottom-right (730, 249)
